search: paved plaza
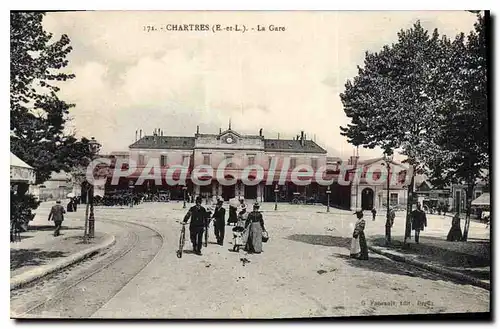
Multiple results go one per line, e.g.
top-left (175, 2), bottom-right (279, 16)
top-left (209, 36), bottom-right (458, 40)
top-left (11, 200), bottom-right (490, 318)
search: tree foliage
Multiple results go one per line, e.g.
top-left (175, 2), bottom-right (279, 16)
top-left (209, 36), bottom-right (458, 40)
top-left (10, 12), bottom-right (92, 184)
top-left (339, 14), bottom-right (489, 241)
top-left (340, 15), bottom-right (488, 184)
top-left (426, 13), bottom-right (488, 188)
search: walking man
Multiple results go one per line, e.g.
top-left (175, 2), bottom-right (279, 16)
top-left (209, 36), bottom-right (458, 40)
top-left (183, 196), bottom-right (210, 255)
top-left (48, 200), bottom-right (66, 236)
top-left (411, 203), bottom-right (427, 244)
top-left (212, 200), bottom-right (226, 245)
top-left (371, 207), bottom-right (377, 221)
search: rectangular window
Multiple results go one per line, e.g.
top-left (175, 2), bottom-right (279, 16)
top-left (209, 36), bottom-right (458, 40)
top-left (160, 155), bottom-right (167, 167)
top-left (390, 193), bottom-right (398, 205)
top-left (268, 156), bottom-right (273, 167)
top-left (182, 155), bottom-right (190, 166)
top-left (138, 154), bottom-right (145, 165)
top-left (311, 158), bottom-right (318, 170)
top-left (290, 157), bottom-right (297, 169)
top-left (248, 155), bottom-right (255, 166)
top-left (203, 154), bottom-right (211, 165)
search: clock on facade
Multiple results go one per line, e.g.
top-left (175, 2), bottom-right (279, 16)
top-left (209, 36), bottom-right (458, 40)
top-left (225, 136), bottom-right (235, 144)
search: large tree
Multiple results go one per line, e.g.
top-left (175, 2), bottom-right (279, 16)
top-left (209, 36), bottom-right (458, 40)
top-left (425, 13), bottom-right (489, 241)
top-left (340, 21), bottom-right (447, 244)
top-left (10, 11), bottom-right (92, 188)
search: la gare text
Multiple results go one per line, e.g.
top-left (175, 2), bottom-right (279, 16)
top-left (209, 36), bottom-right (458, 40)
top-left (143, 24), bottom-right (286, 33)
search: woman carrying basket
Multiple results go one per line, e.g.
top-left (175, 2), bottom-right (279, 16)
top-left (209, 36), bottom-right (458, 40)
top-left (244, 202), bottom-right (267, 254)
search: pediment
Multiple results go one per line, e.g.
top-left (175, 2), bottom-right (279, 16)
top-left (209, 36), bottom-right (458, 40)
top-left (219, 129), bottom-right (241, 138)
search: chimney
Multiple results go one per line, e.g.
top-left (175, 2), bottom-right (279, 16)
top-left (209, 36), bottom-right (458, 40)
top-left (140, 129), bottom-right (142, 139)
top-left (278, 133), bottom-right (280, 139)
top-left (304, 133), bottom-right (307, 141)
top-left (153, 129), bottom-right (157, 136)
top-left (135, 130), bottom-right (138, 142)
top-left (219, 128), bottom-right (222, 134)
top-left (161, 130), bottom-right (163, 137)
top-left (196, 125), bottom-right (199, 135)
top-left (259, 128), bottom-right (263, 136)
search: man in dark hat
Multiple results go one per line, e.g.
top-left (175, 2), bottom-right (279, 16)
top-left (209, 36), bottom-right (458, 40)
top-left (183, 196), bottom-right (210, 255)
top-left (211, 200), bottom-right (226, 245)
top-left (48, 200), bottom-right (66, 237)
top-left (411, 203), bottom-right (427, 244)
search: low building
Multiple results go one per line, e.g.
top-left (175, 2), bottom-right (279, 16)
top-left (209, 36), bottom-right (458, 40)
top-left (348, 156), bottom-right (408, 211)
top-left (30, 171), bottom-right (73, 202)
top-left (415, 180), bottom-right (452, 211)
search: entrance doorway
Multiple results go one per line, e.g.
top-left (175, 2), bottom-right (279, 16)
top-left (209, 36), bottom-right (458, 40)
top-left (222, 185), bottom-right (236, 201)
top-left (361, 188), bottom-right (374, 210)
top-left (244, 185), bottom-right (257, 199)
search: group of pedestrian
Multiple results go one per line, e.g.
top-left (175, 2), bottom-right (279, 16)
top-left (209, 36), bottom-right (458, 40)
top-left (182, 196), bottom-right (267, 256)
top-left (66, 197), bottom-right (78, 212)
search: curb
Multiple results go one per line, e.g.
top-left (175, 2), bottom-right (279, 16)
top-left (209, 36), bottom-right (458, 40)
top-left (10, 235), bottom-right (116, 291)
top-left (368, 245), bottom-right (490, 291)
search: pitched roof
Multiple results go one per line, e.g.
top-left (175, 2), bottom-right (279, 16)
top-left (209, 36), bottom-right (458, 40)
top-left (10, 152), bottom-right (32, 169)
top-left (264, 139), bottom-right (327, 154)
top-left (129, 136), bottom-right (195, 149)
top-left (471, 193), bottom-right (489, 206)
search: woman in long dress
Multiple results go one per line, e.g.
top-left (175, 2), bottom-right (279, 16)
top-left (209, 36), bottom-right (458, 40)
top-left (244, 202), bottom-right (267, 254)
top-left (350, 210), bottom-right (369, 260)
top-left (446, 213), bottom-right (462, 241)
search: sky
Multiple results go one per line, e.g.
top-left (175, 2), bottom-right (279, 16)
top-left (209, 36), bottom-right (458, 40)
top-left (43, 11), bottom-right (478, 160)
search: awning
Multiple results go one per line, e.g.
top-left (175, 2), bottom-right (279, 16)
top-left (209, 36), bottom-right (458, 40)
top-left (10, 152), bottom-right (36, 184)
top-left (471, 193), bottom-right (489, 206)
top-left (101, 166), bottom-right (340, 184)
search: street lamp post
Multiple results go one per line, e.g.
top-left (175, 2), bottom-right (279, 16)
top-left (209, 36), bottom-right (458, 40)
top-left (129, 180), bottom-right (135, 208)
top-left (87, 137), bottom-right (101, 240)
top-left (182, 185), bottom-right (187, 209)
top-left (326, 186), bottom-right (331, 213)
top-left (383, 152), bottom-right (393, 245)
top-left (274, 184), bottom-right (279, 211)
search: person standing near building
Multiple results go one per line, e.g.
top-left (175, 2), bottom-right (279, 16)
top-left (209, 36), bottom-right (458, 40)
top-left (411, 203), bottom-right (427, 244)
top-left (212, 200), bottom-right (226, 245)
top-left (48, 200), bottom-right (66, 237)
top-left (350, 210), bottom-right (369, 260)
top-left (371, 207), bottom-right (377, 221)
top-left (183, 196), bottom-right (210, 255)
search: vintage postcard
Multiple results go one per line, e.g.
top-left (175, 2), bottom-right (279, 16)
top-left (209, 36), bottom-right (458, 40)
top-left (10, 10), bottom-right (490, 319)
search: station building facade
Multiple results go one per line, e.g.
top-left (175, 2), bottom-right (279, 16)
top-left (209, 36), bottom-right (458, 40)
top-left (98, 126), bottom-right (409, 210)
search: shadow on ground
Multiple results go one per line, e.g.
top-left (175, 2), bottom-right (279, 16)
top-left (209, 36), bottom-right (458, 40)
top-left (10, 249), bottom-right (67, 271)
top-left (287, 234), bottom-right (487, 286)
top-left (369, 235), bottom-right (490, 282)
top-left (28, 225), bottom-right (85, 232)
top-left (286, 234), bottom-right (351, 249)
top-left (370, 236), bottom-right (490, 267)
top-left (331, 253), bottom-right (472, 286)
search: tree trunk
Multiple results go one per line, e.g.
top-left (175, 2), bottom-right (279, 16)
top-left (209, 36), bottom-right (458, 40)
top-left (462, 183), bottom-right (475, 241)
top-left (403, 166), bottom-right (415, 246)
